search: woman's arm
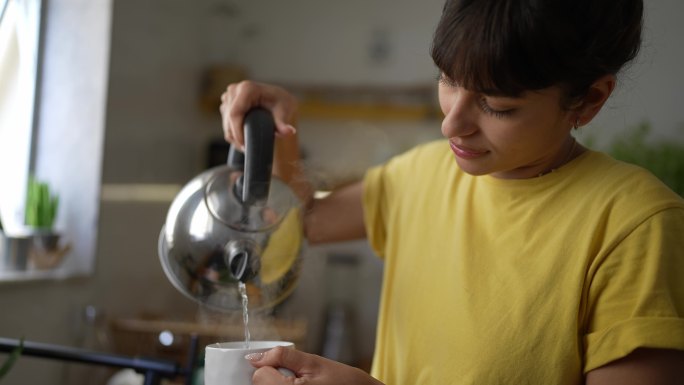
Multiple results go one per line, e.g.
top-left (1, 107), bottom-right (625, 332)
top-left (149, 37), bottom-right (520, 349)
top-left (586, 348), bottom-right (684, 385)
top-left (222, 81), bottom-right (367, 245)
top-left (274, 129), bottom-right (366, 245)
top-left (305, 181), bottom-right (366, 244)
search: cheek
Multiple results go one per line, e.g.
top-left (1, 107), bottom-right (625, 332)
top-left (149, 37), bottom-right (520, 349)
top-left (480, 116), bottom-right (543, 156)
top-left (489, 116), bottom-right (565, 156)
top-left (483, 123), bottom-right (522, 151)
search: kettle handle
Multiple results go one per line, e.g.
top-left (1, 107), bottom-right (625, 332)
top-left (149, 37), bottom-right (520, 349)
top-left (227, 108), bottom-right (275, 206)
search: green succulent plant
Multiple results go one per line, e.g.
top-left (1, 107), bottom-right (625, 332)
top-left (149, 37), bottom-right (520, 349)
top-left (24, 176), bottom-right (59, 229)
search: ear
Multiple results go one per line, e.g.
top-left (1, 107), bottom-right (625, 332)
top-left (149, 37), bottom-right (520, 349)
top-left (573, 74), bottom-right (616, 127)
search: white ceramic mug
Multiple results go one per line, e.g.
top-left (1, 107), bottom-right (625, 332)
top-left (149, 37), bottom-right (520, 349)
top-left (204, 341), bottom-right (294, 385)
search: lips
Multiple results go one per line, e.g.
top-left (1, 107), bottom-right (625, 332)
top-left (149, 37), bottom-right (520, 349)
top-left (449, 140), bottom-right (489, 159)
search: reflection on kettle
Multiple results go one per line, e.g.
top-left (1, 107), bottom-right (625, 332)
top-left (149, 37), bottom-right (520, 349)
top-left (158, 108), bottom-right (304, 312)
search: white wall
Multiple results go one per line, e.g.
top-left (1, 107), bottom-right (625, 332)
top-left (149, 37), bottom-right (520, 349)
top-left (588, 0), bottom-right (684, 144)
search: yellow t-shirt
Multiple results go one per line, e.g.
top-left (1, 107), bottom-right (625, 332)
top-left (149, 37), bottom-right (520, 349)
top-left (363, 140), bottom-right (684, 385)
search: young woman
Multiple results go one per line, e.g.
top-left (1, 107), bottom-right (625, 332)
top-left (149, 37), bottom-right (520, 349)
top-left (220, 0), bottom-right (684, 384)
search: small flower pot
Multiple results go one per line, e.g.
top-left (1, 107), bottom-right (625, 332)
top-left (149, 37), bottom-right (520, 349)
top-left (0, 233), bottom-right (32, 271)
top-left (30, 229), bottom-right (61, 252)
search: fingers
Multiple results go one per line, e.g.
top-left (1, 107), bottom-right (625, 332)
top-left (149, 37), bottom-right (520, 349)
top-left (249, 347), bottom-right (312, 385)
top-left (247, 346), bottom-right (316, 372)
top-left (219, 80), bottom-right (299, 150)
top-left (220, 82), bottom-right (250, 149)
top-left (219, 90), bottom-right (233, 142)
top-left (248, 348), bottom-right (381, 385)
top-left (252, 366), bottom-right (298, 385)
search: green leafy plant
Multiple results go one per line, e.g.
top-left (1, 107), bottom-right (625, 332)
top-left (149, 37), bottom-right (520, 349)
top-left (24, 176), bottom-right (59, 229)
top-left (605, 122), bottom-right (684, 197)
top-left (0, 338), bottom-right (23, 380)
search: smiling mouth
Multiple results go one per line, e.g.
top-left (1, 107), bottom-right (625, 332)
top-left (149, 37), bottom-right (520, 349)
top-left (449, 141), bottom-right (489, 159)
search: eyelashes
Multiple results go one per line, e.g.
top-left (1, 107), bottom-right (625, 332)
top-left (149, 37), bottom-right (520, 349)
top-left (477, 98), bottom-right (514, 118)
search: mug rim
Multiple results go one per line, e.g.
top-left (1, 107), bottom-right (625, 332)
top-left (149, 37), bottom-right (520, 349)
top-left (207, 340), bottom-right (294, 350)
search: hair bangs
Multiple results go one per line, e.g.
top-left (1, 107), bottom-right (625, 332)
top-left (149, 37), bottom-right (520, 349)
top-left (431, 1), bottom-right (550, 97)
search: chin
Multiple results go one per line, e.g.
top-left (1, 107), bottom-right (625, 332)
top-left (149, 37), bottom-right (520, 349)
top-left (453, 157), bottom-right (491, 176)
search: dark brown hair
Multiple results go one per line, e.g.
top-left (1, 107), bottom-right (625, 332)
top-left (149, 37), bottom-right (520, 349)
top-left (431, 0), bottom-right (643, 105)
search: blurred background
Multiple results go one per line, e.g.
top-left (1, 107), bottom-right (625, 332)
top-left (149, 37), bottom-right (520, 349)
top-left (0, 0), bottom-right (682, 384)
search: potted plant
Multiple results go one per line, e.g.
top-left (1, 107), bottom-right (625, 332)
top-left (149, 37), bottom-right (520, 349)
top-left (25, 176), bottom-right (60, 248)
top-left (23, 177), bottom-right (69, 269)
top-left (606, 122), bottom-right (684, 197)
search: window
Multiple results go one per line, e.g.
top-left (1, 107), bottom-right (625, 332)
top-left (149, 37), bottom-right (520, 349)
top-left (1, 0), bottom-right (110, 280)
top-left (0, 0), bottom-right (41, 234)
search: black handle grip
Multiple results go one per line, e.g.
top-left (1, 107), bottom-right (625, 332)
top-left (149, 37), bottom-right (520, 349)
top-left (227, 145), bottom-right (245, 170)
top-left (231, 108), bottom-right (275, 206)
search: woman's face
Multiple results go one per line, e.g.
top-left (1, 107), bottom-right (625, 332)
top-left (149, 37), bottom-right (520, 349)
top-left (438, 74), bottom-right (576, 179)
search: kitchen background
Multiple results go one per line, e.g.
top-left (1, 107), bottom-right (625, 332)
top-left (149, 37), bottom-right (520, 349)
top-left (0, 0), bottom-right (682, 384)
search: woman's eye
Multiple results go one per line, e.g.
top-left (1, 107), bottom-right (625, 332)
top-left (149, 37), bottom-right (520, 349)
top-left (478, 98), bottom-right (514, 118)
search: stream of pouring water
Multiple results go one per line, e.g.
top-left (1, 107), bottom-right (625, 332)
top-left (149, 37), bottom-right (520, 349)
top-left (238, 282), bottom-right (251, 349)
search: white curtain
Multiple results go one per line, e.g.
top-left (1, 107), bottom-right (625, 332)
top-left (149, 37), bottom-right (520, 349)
top-left (0, 0), bottom-right (41, 233)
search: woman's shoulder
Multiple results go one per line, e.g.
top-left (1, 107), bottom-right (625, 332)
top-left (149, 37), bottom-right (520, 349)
top-left (576, 150), bottom-right (684, 210)
top-left (367, 139), bottom-right (456, 190)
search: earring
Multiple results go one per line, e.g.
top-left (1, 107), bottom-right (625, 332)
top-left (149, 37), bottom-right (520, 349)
top-left (573, 117), bottom-right (581, 130)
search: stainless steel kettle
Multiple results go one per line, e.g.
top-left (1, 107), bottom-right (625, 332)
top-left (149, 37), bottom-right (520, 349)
top-left (158, 108), bottom-right (304, 312)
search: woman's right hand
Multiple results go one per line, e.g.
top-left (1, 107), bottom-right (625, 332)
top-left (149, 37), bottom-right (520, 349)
top-left (247, 346), bottom-right (385, 385)
top-left (220, 80), bottom-right (299, 150)
top-left (221, 80), bottom-right (367, 245)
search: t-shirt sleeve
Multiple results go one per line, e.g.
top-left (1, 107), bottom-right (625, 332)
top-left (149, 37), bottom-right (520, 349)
top-left (363, 165), bottom-right (389, 259)
top-left (362, 144), bottom-right (421, 259)
top-left (583, 207), bottom-right (684, 372)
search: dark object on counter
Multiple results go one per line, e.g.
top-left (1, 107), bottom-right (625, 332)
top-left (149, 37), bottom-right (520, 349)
top-left (0, 335), bottom-right (199, 385)
top-left (320, 254), bottom-right (360, 366)
top-left (321, 302), bottom-right (357, 365)
top-left (0, 234), bottom-right (31, 271)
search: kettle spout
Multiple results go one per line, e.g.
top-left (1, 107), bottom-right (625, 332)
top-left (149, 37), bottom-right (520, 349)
top-left (225, 239), bottom-right (261, 283)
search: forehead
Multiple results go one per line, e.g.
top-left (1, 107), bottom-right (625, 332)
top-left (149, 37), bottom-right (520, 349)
top-left (431, 1), bottom-right (560, 98)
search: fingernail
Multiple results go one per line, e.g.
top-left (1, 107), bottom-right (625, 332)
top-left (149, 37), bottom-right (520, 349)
top-left (245, 352), bottom-right (264, 362)
top-left (286, 124), bottom-right (297, 134)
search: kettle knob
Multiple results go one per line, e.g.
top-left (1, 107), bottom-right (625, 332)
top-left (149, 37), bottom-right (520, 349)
top-left (225, 239), bottom-right (261, 283)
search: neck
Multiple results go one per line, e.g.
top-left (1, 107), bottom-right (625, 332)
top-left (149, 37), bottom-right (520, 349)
top-left (537, 137), bottom-right (581, 177)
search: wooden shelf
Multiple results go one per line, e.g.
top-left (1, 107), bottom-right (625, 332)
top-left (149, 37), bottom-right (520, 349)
top-left (298, 99), bottom-right (438, 121)
top-left (198, 66), bottom-right (441, 121)
top-left (288, 83), bottom-right (440, 121)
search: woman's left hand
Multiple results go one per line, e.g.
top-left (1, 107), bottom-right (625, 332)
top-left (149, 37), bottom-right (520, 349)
top-left (247, 346), bottom-right (384, 385)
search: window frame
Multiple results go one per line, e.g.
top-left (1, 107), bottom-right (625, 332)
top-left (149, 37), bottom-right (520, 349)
top-left (0, 0), bottom-right (43, 235)
top-left (1, 0), bottom-right (110, 281)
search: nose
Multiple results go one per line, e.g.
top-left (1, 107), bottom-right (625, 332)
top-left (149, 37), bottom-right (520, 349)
top-left (440, 89), bottom-right (478, 138)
